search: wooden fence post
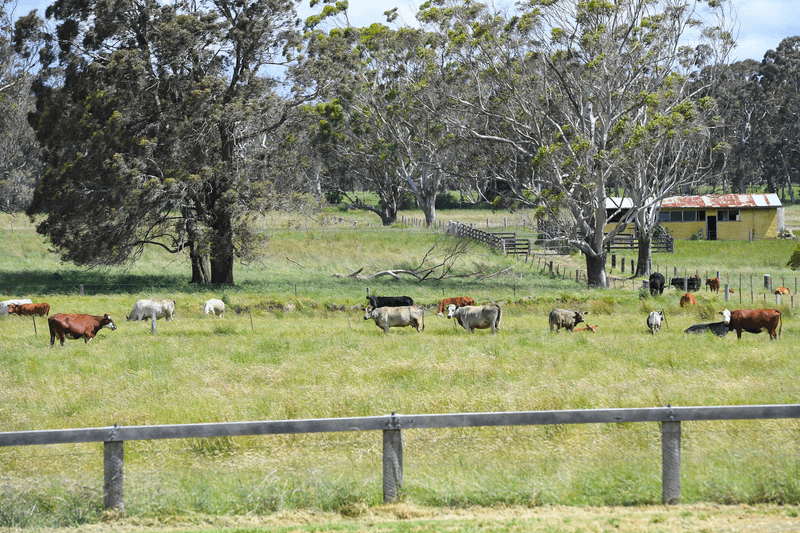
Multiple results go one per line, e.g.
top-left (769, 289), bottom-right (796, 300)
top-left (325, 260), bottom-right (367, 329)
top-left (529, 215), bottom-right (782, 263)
top-left (661, 420), bottom-right (681, 505)
top-left (104, 440), bottom-right (125, 512)
top-left (382, 425), bottom-right (403, 503)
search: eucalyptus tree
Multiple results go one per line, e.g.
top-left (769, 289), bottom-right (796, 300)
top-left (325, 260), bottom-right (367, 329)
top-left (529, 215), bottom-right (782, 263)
top-left (20, 0), bottom-right (304, 285)
top-left (756, 36), bottom-right (800, 203)
top-left (0, 0), bottom-right (42, 213)
top-left (704, 58), bottom-right (762, 194)
top-left (307, 12), bottom-right (463, 227)
top-left (421, 0), bottom-right (734, 287)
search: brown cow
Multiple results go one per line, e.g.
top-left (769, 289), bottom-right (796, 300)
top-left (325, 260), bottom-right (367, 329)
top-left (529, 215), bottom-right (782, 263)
top-left (680, 293), bottom-right (697, 307)
top-left (574, 324), bottom-right (598, 332)
top-left (437, 296), bottom-right (475, 316)
top-left (48, 313), bottom-right (117, 346)
top-left (8, 302), bottom-right (50, 317)
top-left (705, 278), bottom-right (721, 293)
top-left (774, 287), bottom-right (791, 295)
top-left (720, 308), bottom-right (782, 340)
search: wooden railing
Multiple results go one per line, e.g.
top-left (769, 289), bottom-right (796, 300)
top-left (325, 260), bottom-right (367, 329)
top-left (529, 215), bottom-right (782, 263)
top-left (605, 232), bottom-right (674, 253)
top-left (449, 222), bottom-right (531, 258)
top-left (1, 404), bottom-right (798, 511)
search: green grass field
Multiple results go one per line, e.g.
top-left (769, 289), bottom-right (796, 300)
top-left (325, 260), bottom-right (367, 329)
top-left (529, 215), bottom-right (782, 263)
top-left (0, 209), bottom-right (799, 528)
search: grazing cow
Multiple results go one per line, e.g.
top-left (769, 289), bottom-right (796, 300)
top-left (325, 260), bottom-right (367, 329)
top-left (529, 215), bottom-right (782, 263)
top-left (647, 310), bottom-right (665, 334)
top-left (670, 275), bottom-right (701, 292)
top-left (7, 302), bottom-right (50, 317)
top-left (48, 313), bottom-right (117, 346)
top-left (679, 293), bottom-right (697, 307)
top-left (437, 296), bottom-right (475, 316)
top-left (203, 298), bottom-right (225, 317)
top-left (127, 299), bottom-right (176, 322)
top-left (1, 299), bottom-right (32, 316)
top-left (684, 321), bottom-right (729, 337)
top-left (448, 304), bottom-right (502, 334)
top-left (774, 287), bottom-right (791, 295)
top-left (720, 308), bottom-right (782, 340)
top-left (648, 273), bottom-right (666, 296)
top-left (548, 308), bottom-right (588, 333)
top-left (366, 295), bottom-right (414, 310)
top-left (706, 277), bottom-right (721, 293)
top-left (363, 305), bottom-right (424, 334)
top-left (574, 324), bottom-right (597, 332)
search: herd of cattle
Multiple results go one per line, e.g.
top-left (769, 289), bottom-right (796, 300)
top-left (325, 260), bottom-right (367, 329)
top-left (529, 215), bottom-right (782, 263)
top-left (0, 276), bottom-right (789, 343)
top-left (0, 297), bottom-right (225, 346)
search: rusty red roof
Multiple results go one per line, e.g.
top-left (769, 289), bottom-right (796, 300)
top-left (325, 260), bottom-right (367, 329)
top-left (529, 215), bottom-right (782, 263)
top-left (661, 193), bottom-right (782, 209)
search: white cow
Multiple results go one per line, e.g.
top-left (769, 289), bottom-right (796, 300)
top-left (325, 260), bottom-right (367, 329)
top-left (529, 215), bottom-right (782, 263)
top-left (363, 305), bottom-right (424, 334)
top-left (647, 310), bottom-right (665, 334)
top-left (126, 299), bottom-right (176, 333)
top-left (203, 298), bottom-right (225, 317)
top-left (447, 304), bottom-right (502, 334)
top-left (1, 299), bottom-right (32, 317)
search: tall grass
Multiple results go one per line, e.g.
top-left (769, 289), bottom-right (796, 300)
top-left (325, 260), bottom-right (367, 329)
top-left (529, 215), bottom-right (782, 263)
top-left (0, 210), bottom-right (798, 527)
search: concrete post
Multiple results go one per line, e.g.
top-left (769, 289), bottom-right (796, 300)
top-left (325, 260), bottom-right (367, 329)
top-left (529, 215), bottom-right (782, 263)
top-left (104, 440), bottom-right (125, 512)
top-left (661, 421), bottom-right (681, 505)
top-left (382, 429), bottom-right (403, 503)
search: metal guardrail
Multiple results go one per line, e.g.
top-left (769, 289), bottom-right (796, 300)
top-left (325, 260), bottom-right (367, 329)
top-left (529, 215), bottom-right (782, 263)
top-left (1, 404), bottom-right (798, 511)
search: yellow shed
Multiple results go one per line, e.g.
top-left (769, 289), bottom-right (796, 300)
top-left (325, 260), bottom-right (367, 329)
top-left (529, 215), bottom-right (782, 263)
top-left (658, 194), bottom-right (783, 240)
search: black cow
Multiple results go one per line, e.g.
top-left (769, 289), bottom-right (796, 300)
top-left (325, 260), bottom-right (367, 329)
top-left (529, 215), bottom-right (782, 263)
top-left (684, 321), bottom-right (729, 337)
top-left (366, 295), bottom-right (414, 310)
top-left (649, 272), bottom-right (665, 296)
top-left (670, 275), bottom-right (701, 292)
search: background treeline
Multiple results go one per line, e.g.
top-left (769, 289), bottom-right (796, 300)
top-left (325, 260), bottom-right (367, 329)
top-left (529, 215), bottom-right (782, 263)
top-left (0, 0), bottom-right (798, 286)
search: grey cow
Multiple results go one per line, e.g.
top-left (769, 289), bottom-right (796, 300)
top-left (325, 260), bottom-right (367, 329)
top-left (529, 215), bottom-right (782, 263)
top-left (364, 305), bottom-right (425, 334)
top-left (647, 310), bottom-right (665, 334)
top-left (548, 308), bottom-right (588, 332)
top-left (447, 304), bottom-right (502, 334)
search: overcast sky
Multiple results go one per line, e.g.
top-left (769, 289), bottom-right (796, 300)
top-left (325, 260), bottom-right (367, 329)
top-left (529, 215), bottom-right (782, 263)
top-left (12, 0), bottom-right (800, 63)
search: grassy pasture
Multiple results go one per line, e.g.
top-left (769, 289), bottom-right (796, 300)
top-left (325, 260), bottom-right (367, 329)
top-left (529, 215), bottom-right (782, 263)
top-left (0, 210), bottom-right (799, 528)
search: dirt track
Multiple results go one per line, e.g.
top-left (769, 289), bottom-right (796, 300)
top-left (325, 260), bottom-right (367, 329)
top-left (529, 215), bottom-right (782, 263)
top-left (13, 503), bottom-right (799, 533)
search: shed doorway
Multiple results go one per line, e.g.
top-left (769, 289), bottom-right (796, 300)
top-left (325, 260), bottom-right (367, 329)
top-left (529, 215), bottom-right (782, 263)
top-left (707, 215), bottom-right (717, 240)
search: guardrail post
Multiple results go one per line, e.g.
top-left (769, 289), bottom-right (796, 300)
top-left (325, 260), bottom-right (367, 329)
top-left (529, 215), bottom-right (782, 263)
top-left (104, 440), bottom-right (125, 512)
top-left (382, 413), bottom-right (403, 503)
top-left (661, 420), bottom-right (681, 505)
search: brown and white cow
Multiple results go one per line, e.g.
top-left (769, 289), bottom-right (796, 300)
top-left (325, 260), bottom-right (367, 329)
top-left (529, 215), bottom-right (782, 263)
top-left (720, 308), bottom-right (782, 340)
top-left (364, 305), bottom-right (424, 334)
top-left (774, 287), bottom-right (791, 295)
top-left (680, 293), bottom-right (697, 307)
top-left (705, 277), bottom-right (721, 293)
top-left (548, 308), bottom-right (588, 333)
top-left (48, 313), bottom-right (117, 346)
top-left (8, 302), bottom-right (51, 317)
top-left (448, 304), bottom-right (502, 334)
top-left (574, 324), bottom-right (598, 332)
top-left (437, 296), bottom-right (475, 316)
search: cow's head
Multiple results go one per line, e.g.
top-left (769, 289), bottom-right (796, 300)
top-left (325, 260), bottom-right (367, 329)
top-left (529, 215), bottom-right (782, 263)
top-left (573, 310), bottom-right (588, 325)
top-left (6, 304), bottom-right (16, 314)
top-left (719, 309), bottom-right (732, 324)
top-left (102, 314), bottom-right (118, 330)
top-left (363, 307), bottom-right (375, 320)
top-left (446, 304), bottom-right (458, 319)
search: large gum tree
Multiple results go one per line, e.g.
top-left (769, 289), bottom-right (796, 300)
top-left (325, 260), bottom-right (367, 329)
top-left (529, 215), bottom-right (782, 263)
top-left (19, 0), bottom-right (303, 285)
top-left (421, 0), bottom-right (734, 287)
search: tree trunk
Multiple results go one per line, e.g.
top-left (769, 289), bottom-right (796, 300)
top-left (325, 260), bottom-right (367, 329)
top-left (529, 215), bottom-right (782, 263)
top-left (210, 211), bottom-right (235, 285)
top-left (184, 213), bottom-right (210, 285)
top-left (635, 232), bottom-right (652, 277)
top-left (189, 242), bottom-right (211, 285)
top-left (585, 251), bottom-right (609, 288)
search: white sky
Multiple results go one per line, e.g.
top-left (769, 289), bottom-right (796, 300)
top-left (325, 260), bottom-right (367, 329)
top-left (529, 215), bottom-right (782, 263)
top-left (11, 0), bottom-right (800, 63)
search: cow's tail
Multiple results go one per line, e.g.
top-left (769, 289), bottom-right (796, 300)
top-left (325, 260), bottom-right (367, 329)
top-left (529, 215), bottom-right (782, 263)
top-left (47, 316), bottom-right (56, 346)
top-left (421, 308), bottom-right (425, 331)
top-left (495, 305), bottom-right (502, 329)
top-left (779, 310), bottom-right (783, 339)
